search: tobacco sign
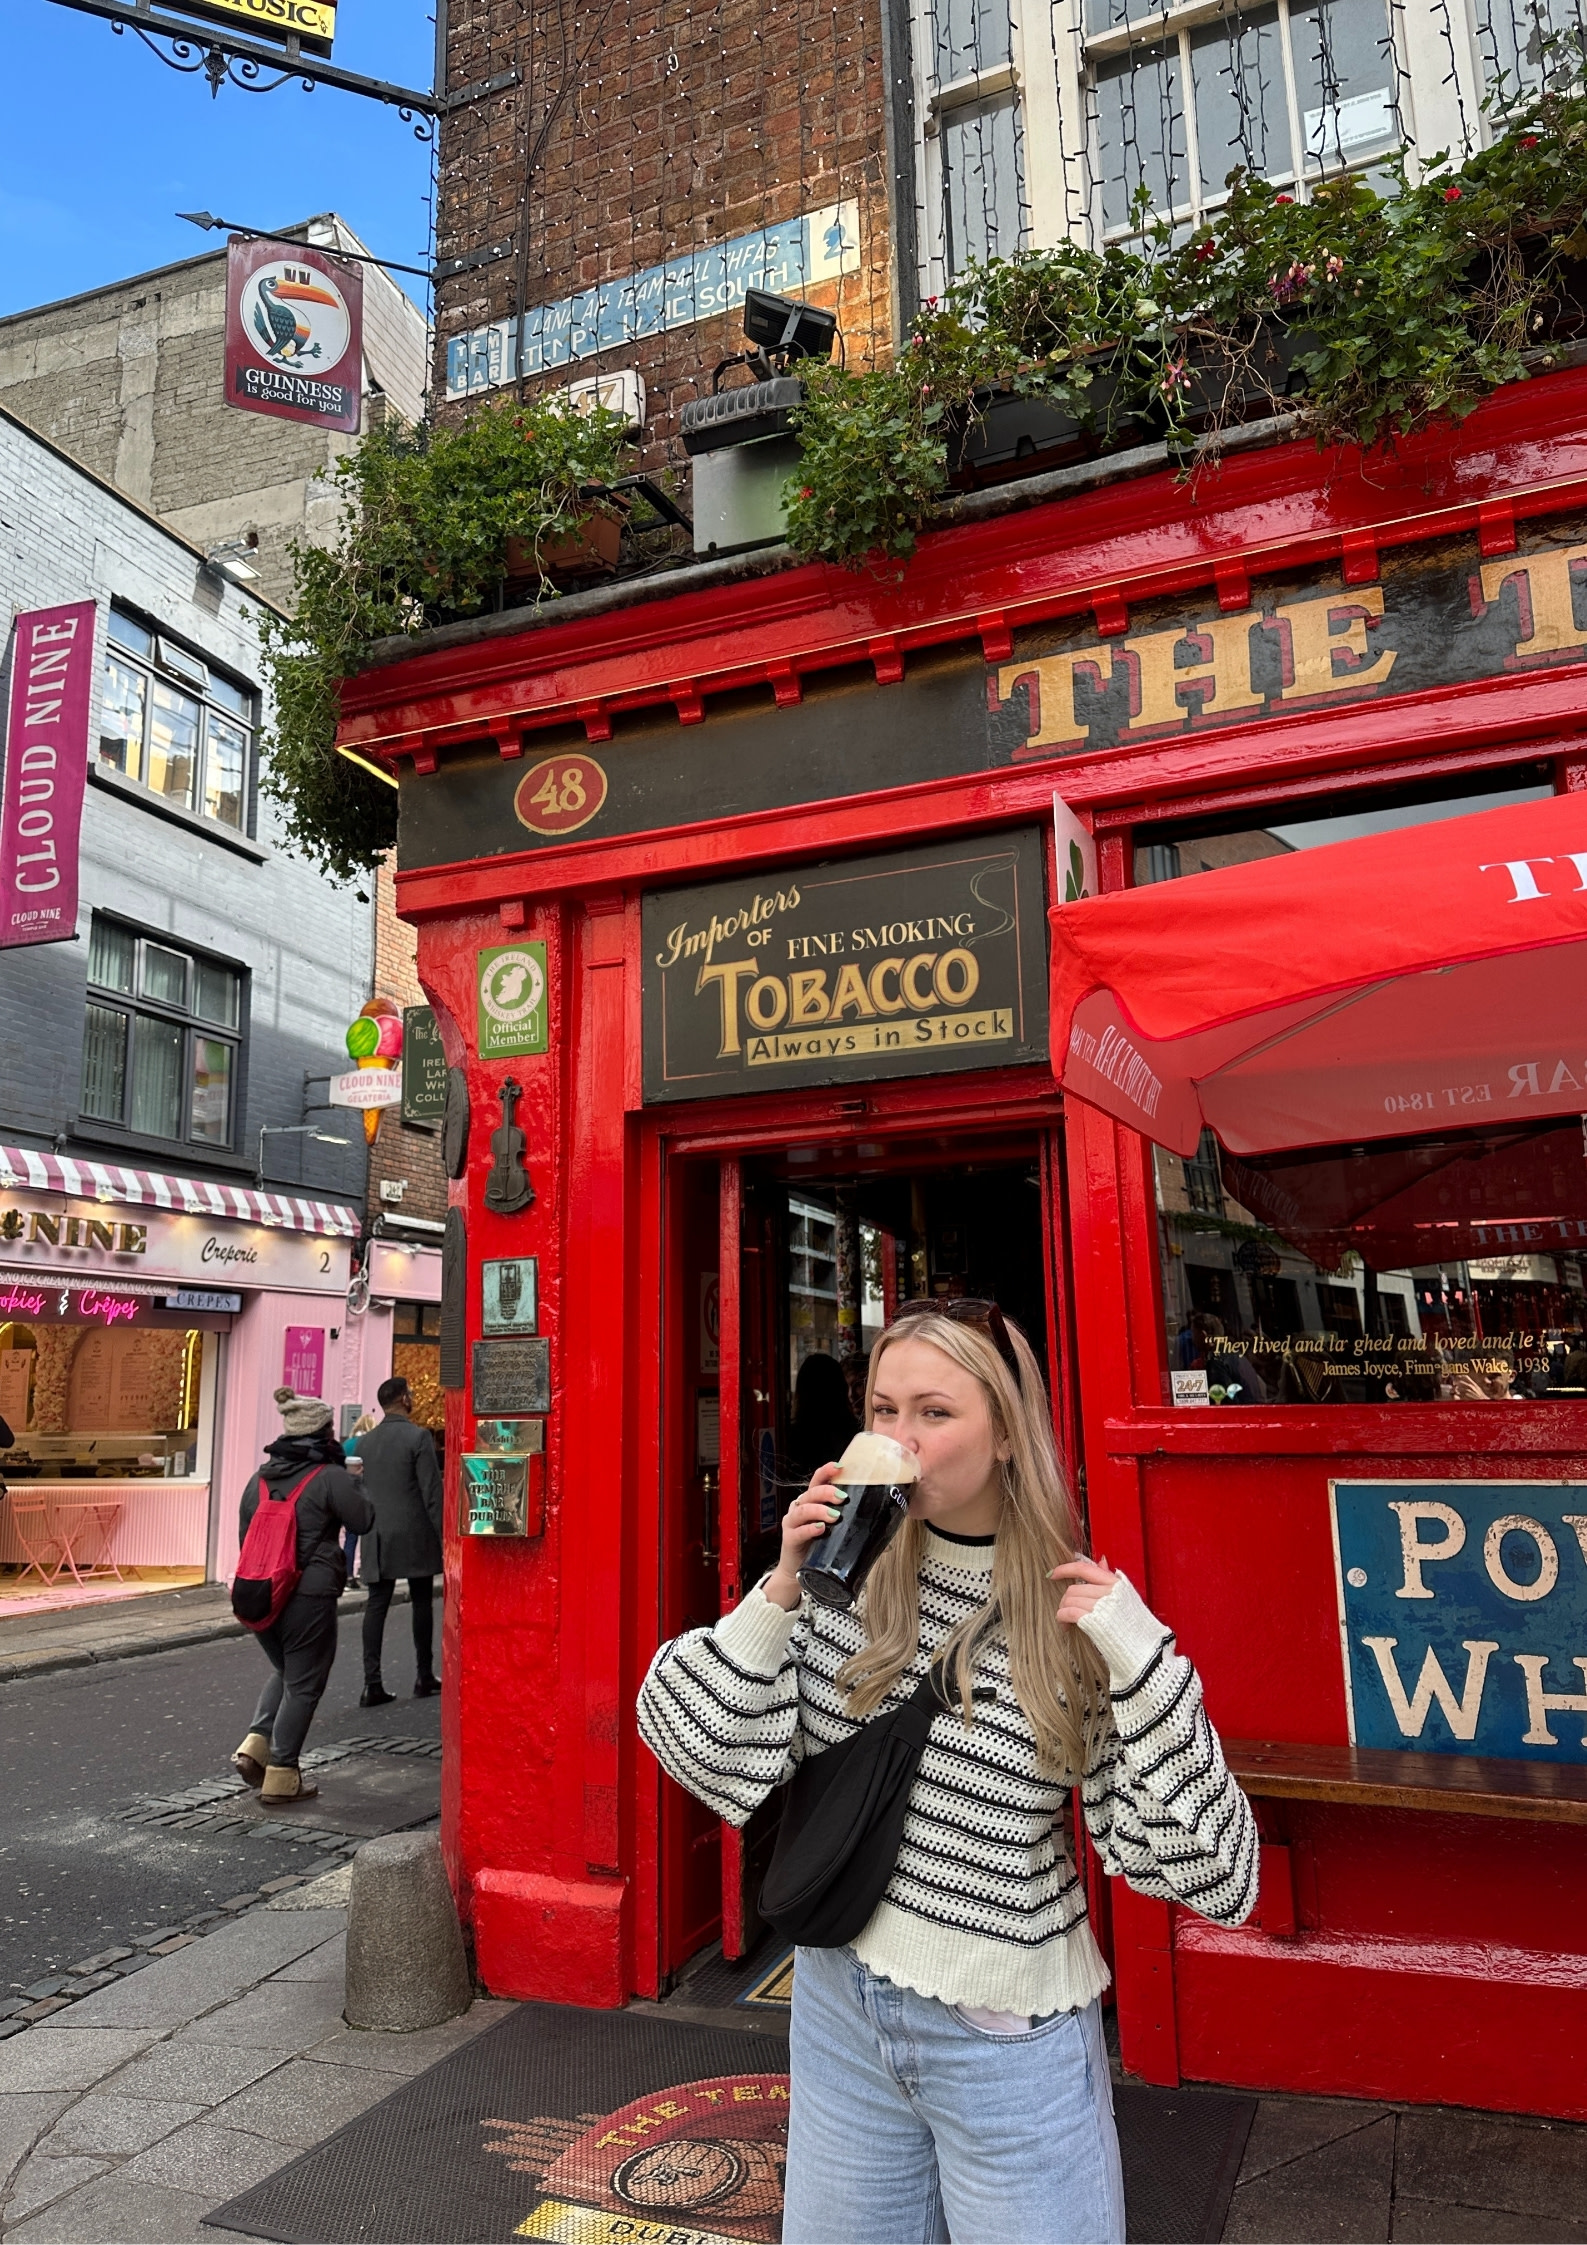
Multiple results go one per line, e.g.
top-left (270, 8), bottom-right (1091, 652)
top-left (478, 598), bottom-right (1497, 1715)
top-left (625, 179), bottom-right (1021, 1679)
top-left (641, 831), bottom-right (1048, 1103)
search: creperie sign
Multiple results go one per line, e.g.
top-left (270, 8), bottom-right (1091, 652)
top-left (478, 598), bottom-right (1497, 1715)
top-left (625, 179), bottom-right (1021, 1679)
top-left (999, 546), bottom-right (1587, 753)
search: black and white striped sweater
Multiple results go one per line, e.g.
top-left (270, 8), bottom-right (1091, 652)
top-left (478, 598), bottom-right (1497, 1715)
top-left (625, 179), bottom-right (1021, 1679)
top-left (637, 1529), bottom-right (1257, 2015)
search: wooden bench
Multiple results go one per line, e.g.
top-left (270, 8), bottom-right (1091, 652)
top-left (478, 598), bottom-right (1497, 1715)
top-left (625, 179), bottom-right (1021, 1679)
top-left (1228, 1739), bottom-right (1587, 1826)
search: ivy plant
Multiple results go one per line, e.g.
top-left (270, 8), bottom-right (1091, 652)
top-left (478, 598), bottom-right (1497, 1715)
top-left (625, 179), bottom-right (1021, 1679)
top-left (260, 394), bottom-right (632, 878)
top-left (788, 84), bottom-right (1587, 566)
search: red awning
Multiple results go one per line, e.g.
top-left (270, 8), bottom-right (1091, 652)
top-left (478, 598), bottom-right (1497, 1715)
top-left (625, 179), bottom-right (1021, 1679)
top-left (1050, 795), bottom-right (1587, 1158)
top-left (0, 1143), bottom-right (359, 1238)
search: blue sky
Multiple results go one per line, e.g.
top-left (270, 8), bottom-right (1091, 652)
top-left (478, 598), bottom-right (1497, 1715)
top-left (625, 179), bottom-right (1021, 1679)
top-left (1, 0), bottom-right (436, 322)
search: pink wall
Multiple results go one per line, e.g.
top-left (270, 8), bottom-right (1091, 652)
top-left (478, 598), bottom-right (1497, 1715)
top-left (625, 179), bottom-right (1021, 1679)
top-left (0, 1482), bottom-right (208, 1568)
top-left (214, 1289), bottom-right (353, 1580)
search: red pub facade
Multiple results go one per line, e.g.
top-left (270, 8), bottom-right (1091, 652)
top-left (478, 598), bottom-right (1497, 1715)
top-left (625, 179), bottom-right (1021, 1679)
top-left (341, 369), bottom-right (1587, 2122)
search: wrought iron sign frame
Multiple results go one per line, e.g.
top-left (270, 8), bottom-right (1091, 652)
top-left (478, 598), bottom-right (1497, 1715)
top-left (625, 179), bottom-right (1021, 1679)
top-left (44, 0), bottom-right (444, 131)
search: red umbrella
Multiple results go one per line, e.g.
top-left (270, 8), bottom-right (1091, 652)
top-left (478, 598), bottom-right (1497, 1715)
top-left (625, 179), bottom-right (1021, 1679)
top-left (1050, 795), bottom-right (1587, 1158)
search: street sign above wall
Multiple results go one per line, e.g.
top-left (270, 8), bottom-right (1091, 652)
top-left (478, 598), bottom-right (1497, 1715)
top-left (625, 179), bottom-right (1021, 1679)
top-left (641, 831), bottom-right (1049, 1104)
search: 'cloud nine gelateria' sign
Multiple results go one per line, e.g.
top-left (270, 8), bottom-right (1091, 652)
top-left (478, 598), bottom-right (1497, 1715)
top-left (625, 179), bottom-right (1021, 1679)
top-left (641, 833), bottom-right (1049, 1103)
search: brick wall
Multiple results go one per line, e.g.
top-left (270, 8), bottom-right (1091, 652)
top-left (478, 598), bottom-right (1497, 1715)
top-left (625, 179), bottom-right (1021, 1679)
top-left (434, 0), bottom-right (896, 470)
top-left (366, 854), bottom-right (449, 1226)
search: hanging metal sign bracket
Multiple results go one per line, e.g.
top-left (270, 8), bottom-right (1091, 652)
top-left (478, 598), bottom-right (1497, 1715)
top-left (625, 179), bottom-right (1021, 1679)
top-left (45, 0), bottom-right (444, 124)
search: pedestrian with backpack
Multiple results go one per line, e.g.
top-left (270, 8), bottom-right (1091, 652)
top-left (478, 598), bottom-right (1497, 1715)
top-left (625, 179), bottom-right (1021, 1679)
top-left (231, 1386), bottom-right (374, 1806)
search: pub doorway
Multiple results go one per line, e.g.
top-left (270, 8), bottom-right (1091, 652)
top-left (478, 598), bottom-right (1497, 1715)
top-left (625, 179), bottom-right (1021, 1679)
top-left (657, 1124), bottom-right (1064, 1985)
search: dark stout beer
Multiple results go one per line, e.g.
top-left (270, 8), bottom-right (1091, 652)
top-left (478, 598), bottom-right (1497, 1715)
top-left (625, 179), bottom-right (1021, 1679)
top-left (798, 1431), bottom-right (920, 1610)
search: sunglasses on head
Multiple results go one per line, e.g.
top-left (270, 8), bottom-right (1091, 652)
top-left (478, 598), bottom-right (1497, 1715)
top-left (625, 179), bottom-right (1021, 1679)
top-left (892, 1296), bottom-right (1023, 1392)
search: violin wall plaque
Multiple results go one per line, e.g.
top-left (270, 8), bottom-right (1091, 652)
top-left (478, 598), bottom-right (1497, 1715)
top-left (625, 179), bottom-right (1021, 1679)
top-left (478, 942), bottom-right (549, 1059)
top-left (472, 1337), bottom-right (551, 1416)
top-left (484, 1077), bottom-right (535, 1215)
top-left (482, 1256), bottom-right (538, 1335)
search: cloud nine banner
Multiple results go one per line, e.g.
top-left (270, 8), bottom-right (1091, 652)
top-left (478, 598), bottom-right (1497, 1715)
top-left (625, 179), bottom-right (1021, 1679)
top-left (446, 202), bottom-right (860, 399)
top-left (0, 601), bottom-right (96, 950)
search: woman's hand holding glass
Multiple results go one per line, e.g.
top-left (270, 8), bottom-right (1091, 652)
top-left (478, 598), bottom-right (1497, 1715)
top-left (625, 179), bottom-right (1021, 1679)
top-left (763, 1465), bottom-right (845, 1611)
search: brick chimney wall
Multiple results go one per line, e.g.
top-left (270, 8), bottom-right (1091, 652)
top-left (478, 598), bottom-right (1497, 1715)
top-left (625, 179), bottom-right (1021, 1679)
top-left (433, 0), bottom-right (897, 469)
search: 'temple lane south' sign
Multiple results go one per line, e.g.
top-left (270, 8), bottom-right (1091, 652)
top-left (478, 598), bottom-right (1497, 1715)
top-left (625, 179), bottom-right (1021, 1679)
top-left (641, 832), bottom-right (1049, 1103)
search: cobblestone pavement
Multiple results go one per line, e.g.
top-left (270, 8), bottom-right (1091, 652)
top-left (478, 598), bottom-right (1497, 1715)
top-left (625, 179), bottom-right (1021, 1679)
top-left (0, 1872), bottom-right (509, 2243)
top-left (2, 1614), bottom-right (439, 1988)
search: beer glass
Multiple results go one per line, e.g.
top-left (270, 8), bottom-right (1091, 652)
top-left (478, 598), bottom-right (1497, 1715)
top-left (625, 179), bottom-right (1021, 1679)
top-left (798, 1431), bottom-right (920, 1609)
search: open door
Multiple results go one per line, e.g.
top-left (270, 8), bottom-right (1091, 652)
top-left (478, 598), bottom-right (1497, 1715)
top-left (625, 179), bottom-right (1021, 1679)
top-left (717, 1161), bottom-right (790, 1958)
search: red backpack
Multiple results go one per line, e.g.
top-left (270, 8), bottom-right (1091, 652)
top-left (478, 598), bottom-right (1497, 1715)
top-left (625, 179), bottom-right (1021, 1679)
top-left (231, 1468), bottom-right (320, 1631)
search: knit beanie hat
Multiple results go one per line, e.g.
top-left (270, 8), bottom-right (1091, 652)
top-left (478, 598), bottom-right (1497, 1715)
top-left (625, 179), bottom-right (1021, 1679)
top-left (275, 1385), bottom-right (332, 1438)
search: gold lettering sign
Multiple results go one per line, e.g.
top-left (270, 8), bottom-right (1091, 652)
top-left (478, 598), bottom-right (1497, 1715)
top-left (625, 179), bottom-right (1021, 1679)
top-left (998, 543), bottom-right (1587, 755)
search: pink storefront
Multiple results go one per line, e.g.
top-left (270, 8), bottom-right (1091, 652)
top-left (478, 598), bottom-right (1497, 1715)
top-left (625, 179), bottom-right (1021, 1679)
top-left (0, 1144), bottom-right (359, 1611)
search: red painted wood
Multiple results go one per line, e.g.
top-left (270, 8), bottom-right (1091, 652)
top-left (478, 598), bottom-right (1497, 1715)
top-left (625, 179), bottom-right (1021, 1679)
top-left (718, 1159), bottom-right (748, 1960)
top-left (348, 367), bottom-right (1587, 766)
top-left (395, 381), bottom-right (1587, 2111)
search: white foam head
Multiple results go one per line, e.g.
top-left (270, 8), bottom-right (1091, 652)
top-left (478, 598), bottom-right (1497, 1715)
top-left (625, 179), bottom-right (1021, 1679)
top-left (837, 1431), bottom-right (920, 1483)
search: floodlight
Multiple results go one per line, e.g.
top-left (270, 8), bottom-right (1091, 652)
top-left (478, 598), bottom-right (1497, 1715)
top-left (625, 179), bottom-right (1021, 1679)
top-left (741, 289), bottom-right (837, 364)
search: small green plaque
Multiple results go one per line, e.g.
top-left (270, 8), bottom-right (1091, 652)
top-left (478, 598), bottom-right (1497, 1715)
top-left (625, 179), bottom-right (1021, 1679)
top-left (477, 943), bottom-right (549, 1060)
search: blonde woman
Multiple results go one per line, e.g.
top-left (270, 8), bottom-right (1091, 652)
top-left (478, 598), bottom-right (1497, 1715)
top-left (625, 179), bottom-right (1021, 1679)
top-left (638, 1301), bottom-right (1257, 2245)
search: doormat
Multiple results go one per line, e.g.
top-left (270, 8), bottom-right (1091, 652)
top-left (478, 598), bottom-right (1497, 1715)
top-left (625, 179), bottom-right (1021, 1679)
top-left (204, 2002), bottom-right (1254, 2245)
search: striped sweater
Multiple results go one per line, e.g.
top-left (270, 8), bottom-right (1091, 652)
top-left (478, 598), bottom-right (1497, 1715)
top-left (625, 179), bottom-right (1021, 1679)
top-left (637, 1529), bottom-right (1257, 2017)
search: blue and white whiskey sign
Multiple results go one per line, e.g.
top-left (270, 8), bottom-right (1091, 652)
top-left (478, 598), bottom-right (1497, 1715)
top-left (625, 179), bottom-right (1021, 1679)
top-left (1330, 1481), bottom-right (1587, 1762)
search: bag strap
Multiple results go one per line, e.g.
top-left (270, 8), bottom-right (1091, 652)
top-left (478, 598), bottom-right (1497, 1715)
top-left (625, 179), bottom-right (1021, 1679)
top-left (269, 1468), bottom-right (322, 1506)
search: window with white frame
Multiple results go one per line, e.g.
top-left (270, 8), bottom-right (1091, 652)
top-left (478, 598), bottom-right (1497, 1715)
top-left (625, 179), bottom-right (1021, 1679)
top-left (917, 0), bottom-right (1033, 282)
top-left (1086, 0), bottom-right (1401, 236)
top-left (97, 608), bottom-right (255, 834)
top-left (80, 918), bottom-right (245, 1150)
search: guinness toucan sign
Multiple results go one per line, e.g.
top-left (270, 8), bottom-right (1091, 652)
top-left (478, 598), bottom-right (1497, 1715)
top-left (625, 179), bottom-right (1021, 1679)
top-left (224, 236), bottom-right (363, 434)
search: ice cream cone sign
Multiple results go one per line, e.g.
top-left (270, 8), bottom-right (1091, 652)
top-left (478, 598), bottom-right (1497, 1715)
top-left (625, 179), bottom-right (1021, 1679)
top-left (330, 998), bottom-right (404, 1142)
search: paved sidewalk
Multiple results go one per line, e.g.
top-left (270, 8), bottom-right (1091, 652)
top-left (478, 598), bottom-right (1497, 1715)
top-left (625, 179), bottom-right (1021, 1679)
top-left (0, 1583), bottom-right (405, 1685)
top-left (0, 1869), bottom-right (509, 2243)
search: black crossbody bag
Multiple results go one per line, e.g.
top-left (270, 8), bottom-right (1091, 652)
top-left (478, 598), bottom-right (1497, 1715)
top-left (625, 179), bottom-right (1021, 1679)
top-left (759, 1659), bottom-right (991, 1948)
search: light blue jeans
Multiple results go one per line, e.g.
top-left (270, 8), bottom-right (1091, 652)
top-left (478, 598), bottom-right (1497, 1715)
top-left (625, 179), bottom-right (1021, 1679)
top-left (784, 1943), bottom-right (1126, 2245)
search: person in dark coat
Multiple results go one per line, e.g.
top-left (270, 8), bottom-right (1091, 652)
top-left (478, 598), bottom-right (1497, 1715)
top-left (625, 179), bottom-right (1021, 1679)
top-left (786, 1349), bottom-right (859, 1483)
top-left (356, 1375), bottom-right (444, 1705)
top-left (233, 1387), bottom-right (373, 1805)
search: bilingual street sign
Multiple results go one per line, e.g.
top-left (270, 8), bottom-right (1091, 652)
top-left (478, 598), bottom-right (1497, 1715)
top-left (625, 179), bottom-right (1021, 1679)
top-left (1331, 1480), bottom-right (1587, 1764)
top-left (224, 237), bottom-right (363, 434)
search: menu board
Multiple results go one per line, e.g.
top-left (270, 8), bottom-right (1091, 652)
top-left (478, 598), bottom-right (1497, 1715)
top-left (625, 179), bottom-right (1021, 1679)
top-left (68, 1330), bottom-right (162, 1431)
top-left (0, 1347), bottom-right (32, 1430)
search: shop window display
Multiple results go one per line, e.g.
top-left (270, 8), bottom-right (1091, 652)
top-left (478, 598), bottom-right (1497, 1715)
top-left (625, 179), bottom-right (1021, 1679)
top-left (391, 1301), bottom-right (446, 1452)
top-left (1156, 1120), bottom-right (1587, 1403)
top-left (0, 1313), bottom-right (204, 1475)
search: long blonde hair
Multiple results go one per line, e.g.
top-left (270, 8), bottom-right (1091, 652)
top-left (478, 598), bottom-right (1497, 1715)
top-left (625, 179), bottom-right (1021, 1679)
top-left (834, 1311), bottom-right (1107, 1781)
